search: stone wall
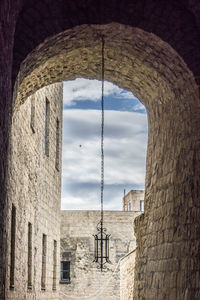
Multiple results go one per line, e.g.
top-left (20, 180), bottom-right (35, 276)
top-left (120, 249), bottom-right (136, 300)
top-left (5, 83), bottom-right (63, 300)
top-left (0, 2), bottom-right (23, 298)
top-left (60, 210), bottom-right (141, 300)
top-left (133, 76), bottom-right (200, 299)
top-left (0, 2), bottom-right (200, 300)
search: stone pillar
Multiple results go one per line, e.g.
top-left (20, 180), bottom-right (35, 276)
top-left (0, 1), bottom-right (21, 299)
top-left (134, 77), bottom-right (200, 300)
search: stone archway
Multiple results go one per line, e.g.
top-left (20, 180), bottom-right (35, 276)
top-left (12, 23), bottom-right (200, 300)
top-left (1, 1), bottom-right (200, 299)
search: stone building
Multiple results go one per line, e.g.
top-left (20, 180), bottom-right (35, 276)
top-left (60, 209), bottom-right (141, 300)
top-left (6, 83), bottom-right (63, 300)
top-left (123, 190), bottom-right (144, 212)
top-left (120, 249), bottom-right (137, 300)
top-left (120, 190), bottom-right (144, 300)
top-left (1, 1), bottom-right (200, 300)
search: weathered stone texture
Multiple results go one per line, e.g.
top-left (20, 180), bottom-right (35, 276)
top-left (5, 83), bottom-right (63, 300)
top-left (13, 24), bottom-right (198, 110)
top-left (120, 249), bottom-right (136, 300)
top-left (0, 1), bottom-right (200, 299)
top-left (10, 22), bottom-right (200, 300)
top-left (0, 1), bottom-right (23, 298)
top-left (15, 23), bottom-right (199, 298)
top-left (12, 1), bottom-right (200, 86)
top-left (133, 79), bottom-right (200, 299)
top-left (60, 210), bottom-right (140, 300)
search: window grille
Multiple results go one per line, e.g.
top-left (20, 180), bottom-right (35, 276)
top-left (55, 119), bottom-right (60, 170)
top-left (60, 261), bottom-right (70, 283)
top-left (10, 205), bottom-right (16, 289)
top-left (44, 98), bottom-right (50, 156)
top-left (53, 240), bottom-right (57, 290)
top-left (28, 222), bottom-right (32, 289)
top-left (30, 96), bottom-right (35, 133)
top-left (41, 234), bottom-right (47, 290)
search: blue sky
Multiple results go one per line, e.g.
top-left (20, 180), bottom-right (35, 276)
top-left (61, 78), bottom-right (147, 210)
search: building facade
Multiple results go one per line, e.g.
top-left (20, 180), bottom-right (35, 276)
top-left (60, 208), bottom-right (142, 300)
top-left (6, 83), bottom-right (63, 300)
top-left (123, 190), bottom-right (144, 212)
top-left (120, 249), bottom-right (137, 300)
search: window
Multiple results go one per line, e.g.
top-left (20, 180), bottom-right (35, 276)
top-left (55, 119), bottom-right (60, 170)
top-left (10, 205), bottom-right (16, 289)
top-left (41, 234), bottom-right (47, 290)
top-left (30, 96), bottom-right (35, 133)
top-left (128, 202), bottom-right (131, 211)
top-left (44, 98), bottom-right (50, 156)
top-left (28, 222), bottom-right (32, 289)
top-left (60, 261), bottom-right (70, 283)
top-left (140, 200), bottom-right (144, 212)
top-left (52, 240), bottom-right (57, 290)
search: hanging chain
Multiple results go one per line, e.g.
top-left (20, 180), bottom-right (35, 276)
top-left (101, 36), bottom-right (105, 225)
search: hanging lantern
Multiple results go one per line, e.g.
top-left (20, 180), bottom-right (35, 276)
top-left (93, 35), bottom-right (111, 271)
top-left (94, 221), bottom-right (110, 271)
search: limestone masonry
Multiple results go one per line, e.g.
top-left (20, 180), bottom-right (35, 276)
top-left (120, 249), bottom-right (136, 300)
top-left (1, 2), bottom-right (200, 299)
top-left (6, 78), bottom-right (143, 300)
top-left (6, 83), bottom-right (63, 300)
top-left (123, 190), bottom-right (144, 212)
top-left (60, 209), bottom-right (141, 300)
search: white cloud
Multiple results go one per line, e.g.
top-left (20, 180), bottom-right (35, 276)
top-left (133, 102), bottom-right (146, 111)
top-left (61, 109), bottom-right (148, 210)
top-left (63, 78), bottom-right (136, 106)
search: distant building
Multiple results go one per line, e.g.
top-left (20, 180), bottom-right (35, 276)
top-left (123, 190), bottom-right (144, 212)
top-left (60, 190), bottom-right (144, 299)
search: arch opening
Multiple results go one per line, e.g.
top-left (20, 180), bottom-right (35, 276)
top-left (13, 23), bottom-right (199, 212)
top-left (9, 23), bottom-right (200, 300)
top-left (61, 78), bottom-right (147, 211)
top-left (60, 78), bottom-right (148, 299)
top-left (14, 24), bottom-right (197, 110)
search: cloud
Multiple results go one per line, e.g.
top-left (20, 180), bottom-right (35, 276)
top-left (61, 109), bottom-right (148, 210)
top-left (61, 180), bottom-right (143, 211)
top-left (63, 78), bottom-right (136, 106)
top-left (133, 102), bottom-right (146, 112)
top-left (62, 109), bottom-right (147, 142)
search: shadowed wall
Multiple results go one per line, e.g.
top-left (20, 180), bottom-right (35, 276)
top-left (0, 1), bottom-right (200, 299)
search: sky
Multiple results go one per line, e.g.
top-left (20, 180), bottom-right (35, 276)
top-left (61, 78), bottom-right (148, 210)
